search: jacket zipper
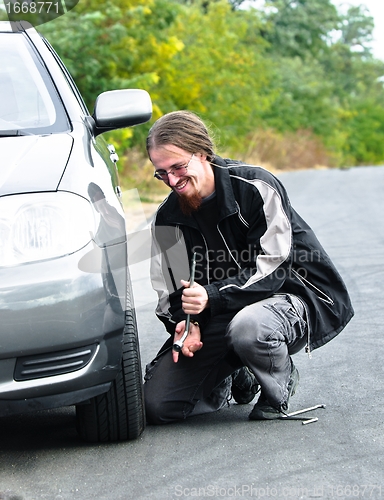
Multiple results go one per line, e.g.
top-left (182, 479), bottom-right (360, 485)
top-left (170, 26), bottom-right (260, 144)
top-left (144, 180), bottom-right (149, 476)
top-left (179, 224), bottom-right (212, 285)
top-left (235, 201), bottom-right (250, 228)
top-left (216, 224), bottom-right (241, 270)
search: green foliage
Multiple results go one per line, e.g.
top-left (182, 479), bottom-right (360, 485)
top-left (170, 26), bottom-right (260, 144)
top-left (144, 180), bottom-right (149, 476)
top-left (256, 0), bottom-right (384, 166)
top-left (260, 56), bottom-right (339, 135)
top-left (342, 97), bottom-right (384, 165)
top-left (21, 0), bottom-right (384, 170)
top-left (261, 0), bottom-right (340, 59)
top-left (150, 1), bottom-right (274, 149)
top-left (39, 0), bottom-right (182, 114)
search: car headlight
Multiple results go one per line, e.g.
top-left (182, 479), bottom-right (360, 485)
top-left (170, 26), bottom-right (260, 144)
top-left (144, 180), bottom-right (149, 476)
top-left (0, 192), bottom-right (99, 267)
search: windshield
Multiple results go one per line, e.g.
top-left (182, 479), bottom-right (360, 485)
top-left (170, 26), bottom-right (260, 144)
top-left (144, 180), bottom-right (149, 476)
top-left (0, 33), bottom-right (70, 135)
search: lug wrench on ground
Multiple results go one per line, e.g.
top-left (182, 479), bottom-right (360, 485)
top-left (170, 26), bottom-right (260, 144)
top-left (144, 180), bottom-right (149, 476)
top-left (280, 404), bottom-right (326, 425)
top-left (173, 252), bottom-right (197, 353)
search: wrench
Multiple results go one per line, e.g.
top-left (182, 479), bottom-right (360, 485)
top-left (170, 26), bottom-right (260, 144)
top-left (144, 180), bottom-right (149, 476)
top-left (281, 404), bottom-right (326, 424)
top-left (173, 252), bottom-right (197, 353)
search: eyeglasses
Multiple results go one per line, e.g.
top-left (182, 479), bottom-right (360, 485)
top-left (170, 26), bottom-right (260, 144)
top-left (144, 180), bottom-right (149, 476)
top-left (153, 154), bottom-right (194, 182)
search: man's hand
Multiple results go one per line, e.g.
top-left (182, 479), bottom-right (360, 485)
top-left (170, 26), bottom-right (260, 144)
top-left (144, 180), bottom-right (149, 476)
top-left (172, 320), bottom-right (203, 363)
top-left (180, 279), bottom-right (209, 314)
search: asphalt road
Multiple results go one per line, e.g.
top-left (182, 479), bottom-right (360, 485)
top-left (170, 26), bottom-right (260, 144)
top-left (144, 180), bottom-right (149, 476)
top-left (0, 166), bottom-right (383, 500)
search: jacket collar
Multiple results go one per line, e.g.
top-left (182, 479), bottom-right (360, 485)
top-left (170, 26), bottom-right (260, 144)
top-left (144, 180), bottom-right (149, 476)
top-left (159, 155), bottom-right (238, 226)
top-left (212, 155), bottom-right (238, 220)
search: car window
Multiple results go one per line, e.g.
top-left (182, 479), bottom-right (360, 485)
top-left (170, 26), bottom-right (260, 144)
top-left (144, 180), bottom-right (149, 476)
top-left (0, 33), bottom-right (70, 135)
top-left (42, 37), bottom-right (90, 116)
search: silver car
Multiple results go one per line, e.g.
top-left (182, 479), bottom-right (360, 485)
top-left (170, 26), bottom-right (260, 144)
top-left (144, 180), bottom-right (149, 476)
top-left (0, 20), bottom-right (152, 442)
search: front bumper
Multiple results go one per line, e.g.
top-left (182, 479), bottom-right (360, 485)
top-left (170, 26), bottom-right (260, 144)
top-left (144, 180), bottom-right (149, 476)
top-left (0, 240), bottom-right (128, 415)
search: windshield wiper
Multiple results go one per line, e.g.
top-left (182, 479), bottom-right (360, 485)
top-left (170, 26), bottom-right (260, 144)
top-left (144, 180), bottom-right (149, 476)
top-left (0, 130), bottom-right (30, 137)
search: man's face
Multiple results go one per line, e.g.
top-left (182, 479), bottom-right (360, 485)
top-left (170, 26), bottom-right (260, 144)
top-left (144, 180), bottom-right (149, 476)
top-left (150, 145), bottom-right (215, 214)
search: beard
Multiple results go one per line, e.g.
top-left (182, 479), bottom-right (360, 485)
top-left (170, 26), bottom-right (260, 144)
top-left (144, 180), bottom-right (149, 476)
top-left (176, 185), bottom-right (202, 216)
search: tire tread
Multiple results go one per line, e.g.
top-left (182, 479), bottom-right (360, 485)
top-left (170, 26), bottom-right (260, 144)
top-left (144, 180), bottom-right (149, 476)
top-left (76, 276), bottom-right (145, 443)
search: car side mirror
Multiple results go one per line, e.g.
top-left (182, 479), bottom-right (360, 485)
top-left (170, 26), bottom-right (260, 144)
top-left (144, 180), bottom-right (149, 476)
top-left (92, 89), bottom-right (152, 136)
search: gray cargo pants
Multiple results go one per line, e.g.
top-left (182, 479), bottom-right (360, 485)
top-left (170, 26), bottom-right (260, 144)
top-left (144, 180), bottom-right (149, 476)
top-left (144, 294), bottom-right (308, 424)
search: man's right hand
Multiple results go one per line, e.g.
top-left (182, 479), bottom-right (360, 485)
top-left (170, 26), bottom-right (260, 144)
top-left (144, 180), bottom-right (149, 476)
top-left (180, 279), bottom-right (209, 314)
top-left (172, 320), bottom-right (203, 363)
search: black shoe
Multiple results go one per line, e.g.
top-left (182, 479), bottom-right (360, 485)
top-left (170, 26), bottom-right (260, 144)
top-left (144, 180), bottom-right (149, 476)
top-left (249, 364), bottom-right (299, 420)
top-left (231, 367), bottom-right (259, 404)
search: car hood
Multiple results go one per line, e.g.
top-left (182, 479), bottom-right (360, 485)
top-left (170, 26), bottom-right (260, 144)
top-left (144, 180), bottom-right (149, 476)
top-left (0, 134), bottom-right (73, 196)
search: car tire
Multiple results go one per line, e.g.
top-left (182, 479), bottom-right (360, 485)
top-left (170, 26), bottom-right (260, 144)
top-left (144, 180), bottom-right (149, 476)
top-left (75, 279), bottom-right (145, 443)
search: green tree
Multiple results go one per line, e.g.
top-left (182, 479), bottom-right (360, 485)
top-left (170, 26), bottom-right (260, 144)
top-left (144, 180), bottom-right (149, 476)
top-left (260, 57), bottom-right (340, 134)
top-left (321, 5), bottom-right (384, 164)
top-left (251, 0), bottom-right (384, 165)
top-left (261, 0), bottom-right (340, 59)
top-left (39, 0), bottom-right (184, 151)
top-left (39, 0), bottom-right (183, 105)
top-left (4, 0), bottom-right (384, 168)
top-left (343, 97), bottom-right (384, 165)
top-left (338, 5), bottom-right (374, 55)
top-left (150, 0), bottom-right (275, 150)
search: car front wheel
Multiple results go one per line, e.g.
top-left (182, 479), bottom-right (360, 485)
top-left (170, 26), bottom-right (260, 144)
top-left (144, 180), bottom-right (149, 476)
top-left (75, 283), bottom-right (145, 443)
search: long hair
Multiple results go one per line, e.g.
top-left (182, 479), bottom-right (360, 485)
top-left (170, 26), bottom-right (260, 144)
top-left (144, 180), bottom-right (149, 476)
top-left (146, 111), bottom-right (215, 162)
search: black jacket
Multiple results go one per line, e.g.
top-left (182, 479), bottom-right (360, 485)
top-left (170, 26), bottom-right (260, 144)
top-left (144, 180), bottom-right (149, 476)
top-left (150, 156), bottom-right (354, 351)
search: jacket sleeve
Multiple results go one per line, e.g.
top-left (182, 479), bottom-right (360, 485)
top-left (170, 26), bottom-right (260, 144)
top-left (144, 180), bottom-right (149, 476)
top-left (204, 175), bottom-right (294, 317)
top-left (150, 217), bottom-right (207, 334)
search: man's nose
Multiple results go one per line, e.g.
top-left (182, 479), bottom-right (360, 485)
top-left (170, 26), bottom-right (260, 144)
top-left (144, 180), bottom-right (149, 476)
top-left (167, 172), bottom-right (180, 187)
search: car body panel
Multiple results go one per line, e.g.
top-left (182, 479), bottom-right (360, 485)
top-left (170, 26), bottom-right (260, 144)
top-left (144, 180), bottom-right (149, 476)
top-left (0, 242), bottom-right (126, 354)
top-left (0, 21), bottom-right (151, 418)
top-left (0, 134), bottom-right (73, 195)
